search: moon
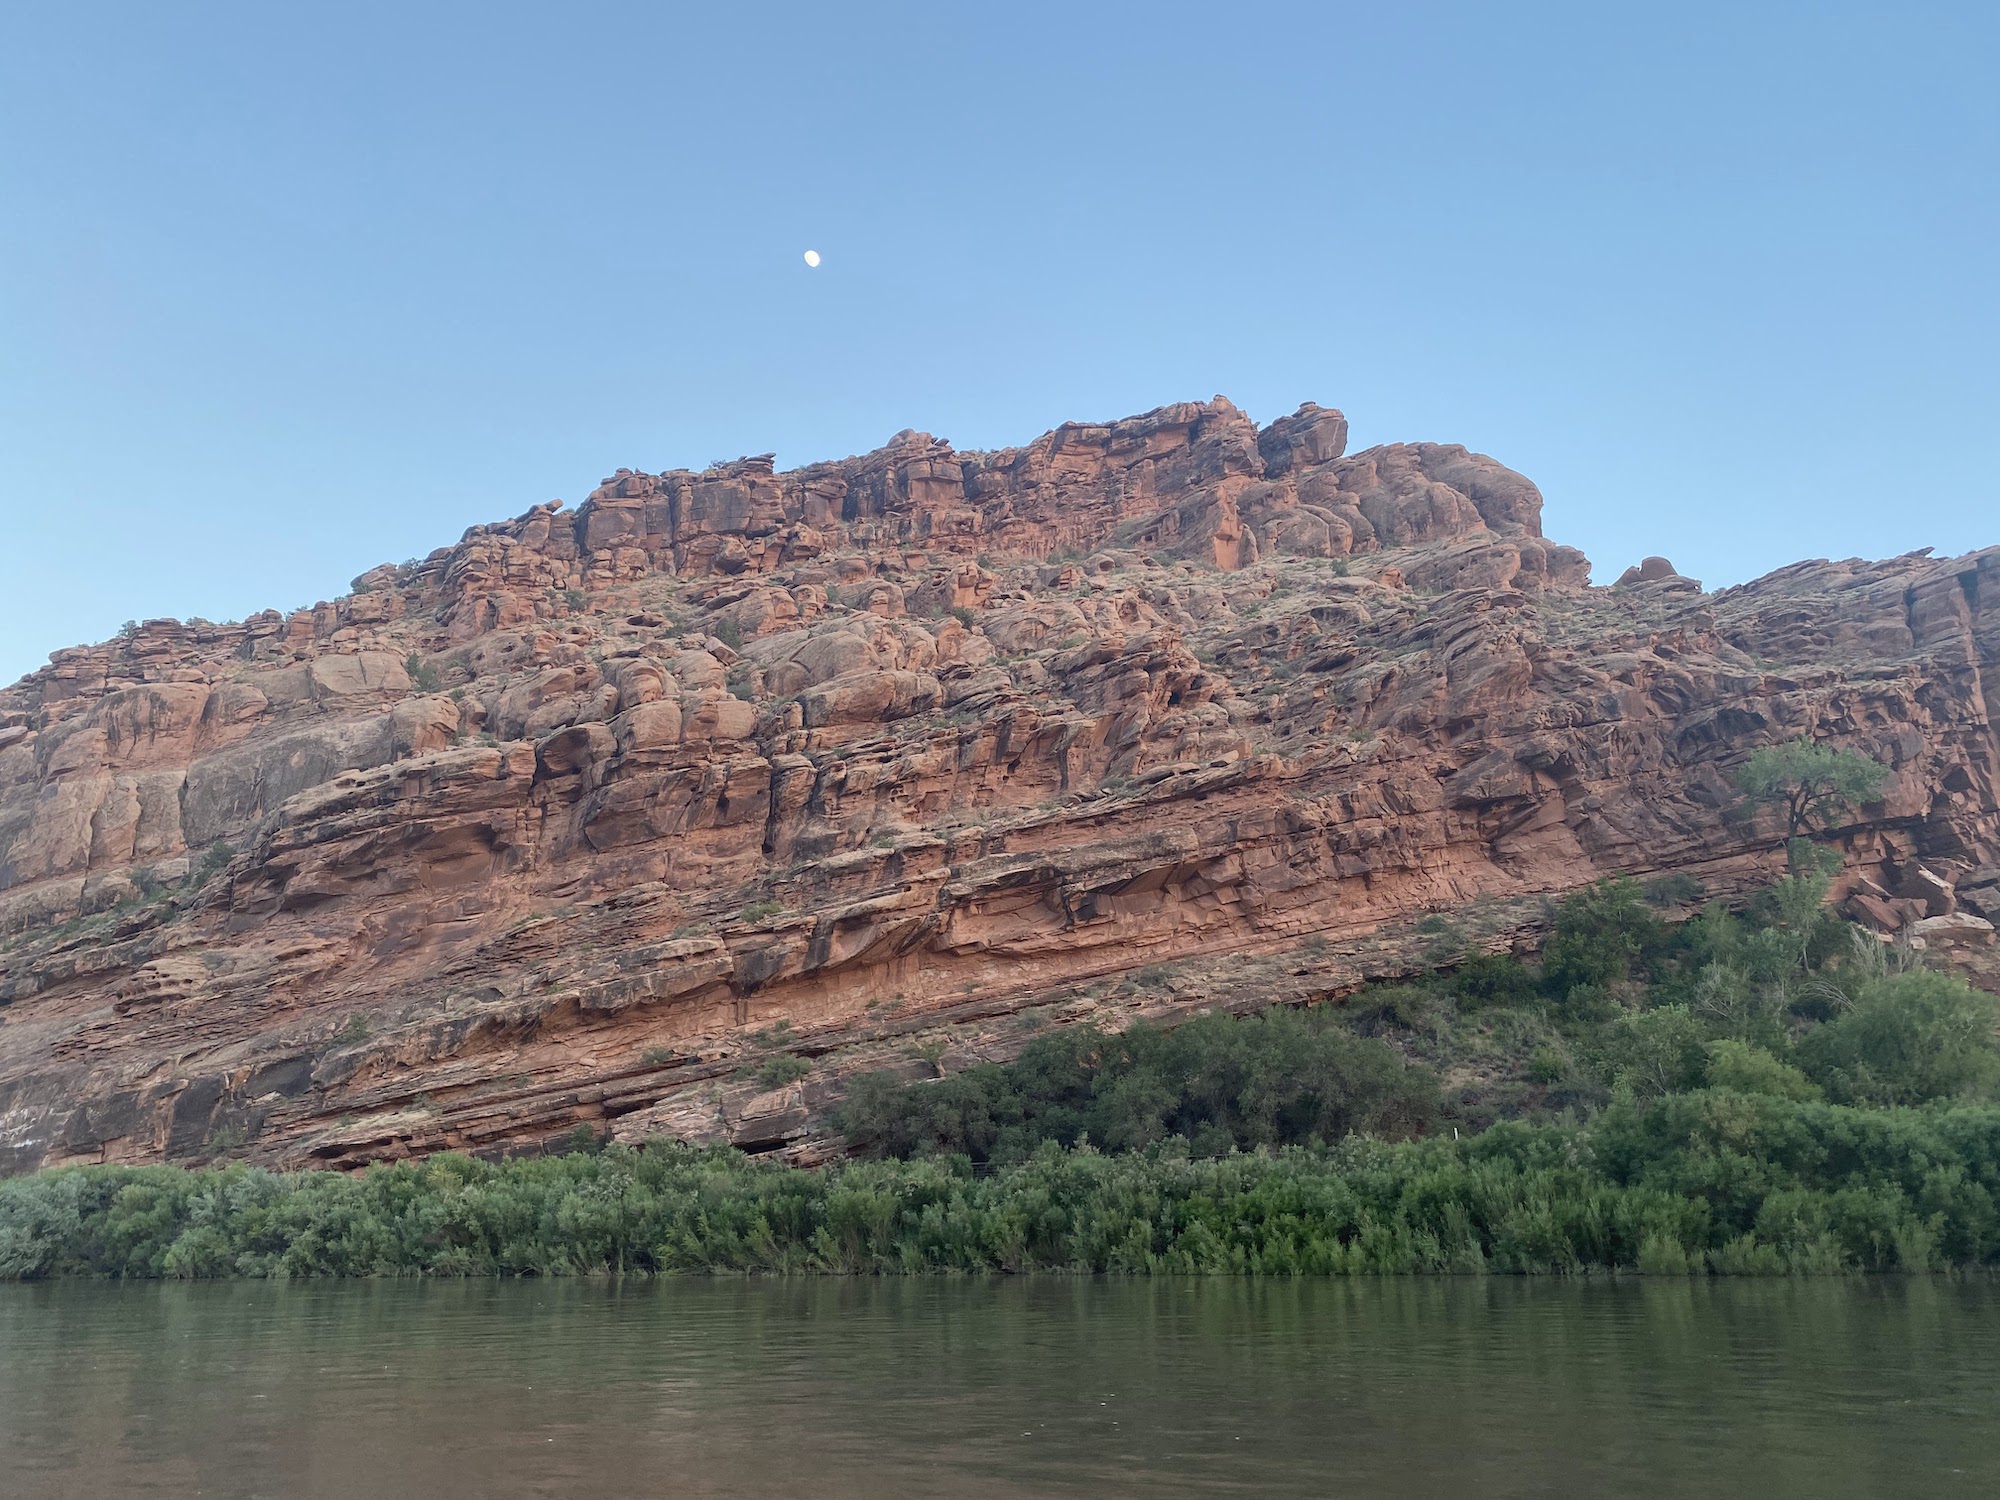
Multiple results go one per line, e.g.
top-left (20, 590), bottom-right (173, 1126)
top-left (803, 249), bottom-right (821, 268)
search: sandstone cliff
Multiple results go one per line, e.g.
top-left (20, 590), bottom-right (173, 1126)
top-left (2, 397), bottom-right (1996, 1172)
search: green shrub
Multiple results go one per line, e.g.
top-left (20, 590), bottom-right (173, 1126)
top-left (405, 652), bottom-right (443, 693)
top-left (1678, 960), bottom-right (1786, 1046)
top-left (1748, 868), bottom-right (1846, 971)
top-left (1527, 1046), bottom-right (1569, 1085)
top-left (744, 1054), bottom-right (813, 1090)
top-left (1703, 1040), bottom-right (1822, 1101)
top-left (1450, 953), bottom-right (1538, 1009)
top-left (1542, 879), bottom-right (1662, 997)
top-left (838, 1008), bottom-right (1439, 1163)
top-left (1643, 873), bottom-right (1706, 907)
top-left (1600, 1006), bottom-right (1710, 1098)
top-left (1796, 970), bottom-right (2000, 1105)
top-left (186, 841), bottom-right (236, 890)
top-left (1342, 985), bottom-right (1437, 1038)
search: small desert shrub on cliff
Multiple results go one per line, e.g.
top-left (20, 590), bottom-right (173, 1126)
top-left (405, 652), bottom-right (443, 693)
top-left (186, 841), bottom-right (235, 891)
top-left (738, 1054), bottom-right (813, 1090)
top-left (1643, 873), bottom-right (1706, 908)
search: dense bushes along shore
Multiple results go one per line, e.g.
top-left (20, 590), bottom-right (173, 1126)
top-left (8, 850), bottom-right (2000, 1279)
top-left (5, 1091), bottom-right (2000, 1278)
top-left (834, 859), bottom-right (2000, 1164)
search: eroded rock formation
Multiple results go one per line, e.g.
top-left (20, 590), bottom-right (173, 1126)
top-left (2, 397), bottom-right (1996, 1172)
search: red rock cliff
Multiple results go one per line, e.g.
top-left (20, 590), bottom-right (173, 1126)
top-left (1, 398), bottom-right (1995, 1170)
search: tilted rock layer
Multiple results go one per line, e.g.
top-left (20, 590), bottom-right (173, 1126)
top-left (2, 397), bottom-right (1997, 1172)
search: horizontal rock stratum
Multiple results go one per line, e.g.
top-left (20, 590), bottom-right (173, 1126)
top-left (2, 397), bottom-right (1997, 1172)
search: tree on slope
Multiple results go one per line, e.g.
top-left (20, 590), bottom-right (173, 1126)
top-left (1736, 739), bottom-right (1887, 854)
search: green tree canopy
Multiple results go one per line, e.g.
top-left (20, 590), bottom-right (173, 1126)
top-left (1735, 739), bottom-right (1887, 840)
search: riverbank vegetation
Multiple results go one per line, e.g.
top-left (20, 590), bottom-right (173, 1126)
top-left (839, 869), bottom-right (2000, 1158)
top-left (4, 1091), bottom-right (1999, 1277)
top-left (5, 842), bottom-right (1999, 1279)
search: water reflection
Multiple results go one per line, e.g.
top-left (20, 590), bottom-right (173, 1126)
top-left (2, 1278), bottom-right (1992, 1498)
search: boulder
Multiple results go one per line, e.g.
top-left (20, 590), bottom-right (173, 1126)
top-left (1908, 913), bottom-right (1997, 950)
top-left (535, 722), bottom-right (616, 778)
top-left (309, 652), bottom-right (412, 697)
top-left (612, 700), bottom-right (683, 752)
top-left (1614, 556), bottom-right (1702, 591)
top-left (679, 690), bottom-right (756, 743)
top-left (801, 670), bottom-right (943, 728)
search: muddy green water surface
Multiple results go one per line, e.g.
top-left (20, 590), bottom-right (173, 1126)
top-left (2, 1278), bottom-right (1993, 1498)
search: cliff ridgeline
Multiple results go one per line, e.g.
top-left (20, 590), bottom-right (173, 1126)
top-left (2, 397), bottom-right (1996, 1176)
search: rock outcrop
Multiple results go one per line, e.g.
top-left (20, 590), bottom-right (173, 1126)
top-left (2, 397), bottom-right (1996, 1172)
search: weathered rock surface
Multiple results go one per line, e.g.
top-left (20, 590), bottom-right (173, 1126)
top-left (2, 397), bottom-right (1996, 1172)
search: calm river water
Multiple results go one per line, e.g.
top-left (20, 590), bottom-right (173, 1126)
top-left (2, 1278), bottom-right (1993, 1498)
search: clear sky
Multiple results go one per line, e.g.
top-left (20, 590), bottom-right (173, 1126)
top-left (3, 2), bottom-right (1995, 684)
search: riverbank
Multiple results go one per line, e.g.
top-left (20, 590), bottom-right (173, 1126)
top-left (5, 1089), bottom-right (1999, 1277)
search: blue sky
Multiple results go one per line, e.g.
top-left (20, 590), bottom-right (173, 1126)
top-left (2, 2), bottom-right (1994, 683)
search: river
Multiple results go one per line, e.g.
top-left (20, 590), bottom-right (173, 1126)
top-left (2, 1278), bottom-right (1992, 1497)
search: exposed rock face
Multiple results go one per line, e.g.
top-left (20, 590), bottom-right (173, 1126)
top-left (1616, 556), bottom-right (1701, 591)
top-left (2, 397), bottom-right (1996, 1173)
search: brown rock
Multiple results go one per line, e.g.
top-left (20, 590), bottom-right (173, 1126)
top-left (1615, 556), bottom-right (1702, 590)
top-left (1, 395), bottom-right (1996, 1174)
top-left (1909, 914), bottom-right (1996, 950)
top-left (612, 700), bottom-right (684, 752)
top-left (801, 670), bottom-right (942, 728)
